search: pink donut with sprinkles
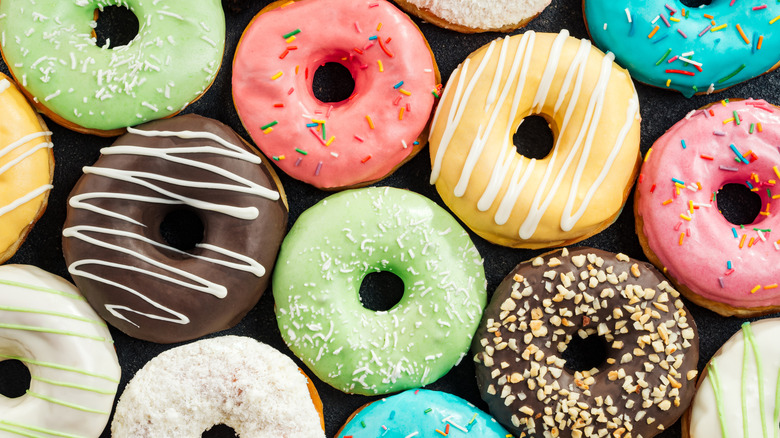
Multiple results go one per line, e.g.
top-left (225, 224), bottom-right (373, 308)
top-left (232, 0), bottom-right (440, 190)
top-left (635, 98), bottom-right (780, 317)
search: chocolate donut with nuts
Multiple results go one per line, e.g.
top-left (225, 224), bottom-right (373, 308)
top-left (472, 247), bottom-right (699, 438)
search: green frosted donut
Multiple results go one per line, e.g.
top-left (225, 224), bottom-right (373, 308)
top-left (0, 0), bottom-right (225, 133)
top-left (273, 187), bottom-right (487, 395)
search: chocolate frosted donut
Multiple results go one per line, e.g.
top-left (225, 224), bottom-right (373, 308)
top-left (472, 247), bottom-right (699, 438)
top-left (62, 114), bottom-right (288, 343)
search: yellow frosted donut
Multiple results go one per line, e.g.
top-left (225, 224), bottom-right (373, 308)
top-left (428, 30), bottom-right (641, 248)
top-left (0, 74), bottom-right (54, 263)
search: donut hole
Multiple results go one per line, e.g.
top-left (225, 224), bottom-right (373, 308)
top-left (93, 5), bottom-right (140, 49)
top-left (513, 115), bottom-right (555, 160)
top-left (202, 424), bottom-right (238, 437)
top-left (679, 0), bottom-right (713, 8)
top-left (160, 209), bottom-right (205, 252)
top-left (561, 333), bottom-right (608, 372)
top-left (717, 183), bottom-right (763, 225)
top-left (312, 62), bottom-right (356, 103)
top-left (358, 271), bottom-right (405, 312)
top-left (0, 360), bottom-right (31, 399)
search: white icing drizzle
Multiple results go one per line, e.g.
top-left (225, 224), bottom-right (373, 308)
top-left (429, 39), bottom-right (499, 184)
top-left (455, 32), bottom-right (534, 199)
top-left (63, 128), bottom-right (274, 327)
top-left (0, 130), bottom-right (53, 218)
top-left (429, 31), bottom-right (639, 240)
top-left (0, 78), bottom-right (10, 93)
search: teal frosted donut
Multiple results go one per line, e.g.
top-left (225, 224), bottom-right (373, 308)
top-left (584, 0), bottom-right (780, 97)
top-left (337, 389), bottom-right (510, 437)
top-left (273, 187), bottom-right (487, 395)
top-left (0, 0), bottom-right (225, 135)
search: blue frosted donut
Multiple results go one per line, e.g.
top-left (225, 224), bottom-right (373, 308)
top-left (337, 389), bottom-right (510, 437)
top-left (584, 0), bottom-right (780, 97)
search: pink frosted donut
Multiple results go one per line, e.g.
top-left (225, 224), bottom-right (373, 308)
top-left (635, 98), bottom-right (780, 317)
top-left (232, 0), bottom-right (439, 190)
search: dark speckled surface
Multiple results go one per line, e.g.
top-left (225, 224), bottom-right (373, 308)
top-left (2, 0), bottom-right (779, 436)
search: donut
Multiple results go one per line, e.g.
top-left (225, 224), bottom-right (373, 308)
top-left (0, 74), bottom-right (53, 264)
top-left (428, 30), bottom-right (642, 249)
top-left (0, 264), bottom-right (120, 438)
top-left (583, 1), bottom-right (780, 97)
top-left (472, 247), bottom-right (699, 437)
top-left (336, 389), bottom-right (511, 437)
top-left (232, 0), bottom-right (440, 190)
top-left (0, 0), bottom-right (225, 136)
top-left (683, 318), bottom-right (780, 438)
top-left (273, 187), bottom-right (487, 395)
top-left (393, 0), bottom-right (551, 33)
top-left (62, 114), bottom-right (288, 343)
top-left (112, 336), bottom-right (324, 437)
top-left (635, 99), bottom-right (780, 317)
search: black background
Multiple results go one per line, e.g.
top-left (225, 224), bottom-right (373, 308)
top-left (2, 0), bottom-right (780, 436)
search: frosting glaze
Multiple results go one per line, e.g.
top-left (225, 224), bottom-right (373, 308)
top-left (0, 264), bottom-right (120, 438)
top-left (0, 75), bottom-right (53, 263)
top-left (635, 99), bottom-right (780, 312)
top-left (0, 0), bottom-right (225, 133)
top-left (584, 0), bottom-right (780, 98)
top-left (273, 187), bottom-right (487, 395)
top-left (688, 319), bottom-right (780, 438)
top-left (232, 0), bottom-right (438, 190)
top-left (428, 31), bottom-right (641, 248)
top-left (62, 114), bottom-right (288, 343)
top-left (472, 247), bottom-right (699, 438)
top-left (112, 336), bottom-right (324, 437)
top-left (337, 389), bottom-right (510, 437)
top-left (394, 0), bottom-right (551, 32)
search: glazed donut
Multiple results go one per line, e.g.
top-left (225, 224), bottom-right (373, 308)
top-left (112, 336), bottom-right (324, 437)
top-left (684, 319), bottom-right (780, 438)
top-left (635, 99), bottom-right (780, 317)
top-left (0, 74), bottom-right (53, 264)
top-left (0, 0), bottom-right (225, 136)
top-left (62, 114), bottom-right (288, 343)
top-left (232, 0), bottom-right (439, 190)
top-left (584, 0), bottom-right (780, 97)
top-left (428, 30), bottom-right (641, 249)
top-left (337, 389), bottom-right (510, 437)
top-left (392, 0), bottom-right (552, 33)
top-left (472, 247), bottom-right (699, 437)
top-left (273, 187), bottom-right (487, 395)
top-left (0, 264), bottom-right (120, 438)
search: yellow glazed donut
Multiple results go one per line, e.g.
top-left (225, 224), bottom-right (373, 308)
top-left (0, 74), bottom-right (54, 263)
top-left (428, 30), bottom-right (641, 248)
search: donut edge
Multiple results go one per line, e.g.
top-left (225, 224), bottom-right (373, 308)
top-left (391, 0), bottom-right (547, 33)
top-left (0, 75), bottom-right (55, 264)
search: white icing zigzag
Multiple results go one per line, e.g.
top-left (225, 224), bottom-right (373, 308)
top-left (63, 128), bottom-right (278, 327)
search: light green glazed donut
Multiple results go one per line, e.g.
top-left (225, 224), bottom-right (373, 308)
top-left (273, 187), bottom-right (487, 395)
top-left (0, 0), bottom-right (225, 134)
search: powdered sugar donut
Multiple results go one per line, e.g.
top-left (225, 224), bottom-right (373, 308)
top-left (393, 0), bottom-right (552, 33)
top-left (112, 336), bottom-right (324, 437)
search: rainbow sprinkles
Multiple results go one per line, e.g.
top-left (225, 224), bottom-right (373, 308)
top-left (585, 0), bottom-right (780, 97)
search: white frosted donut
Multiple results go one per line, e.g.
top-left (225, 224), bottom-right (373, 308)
top-left (0, 264), bottom-right (120, 438)
top-left (112, 336), bottom-right (324, 437)
top-left (686, 318), bottom-right (780, 438)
